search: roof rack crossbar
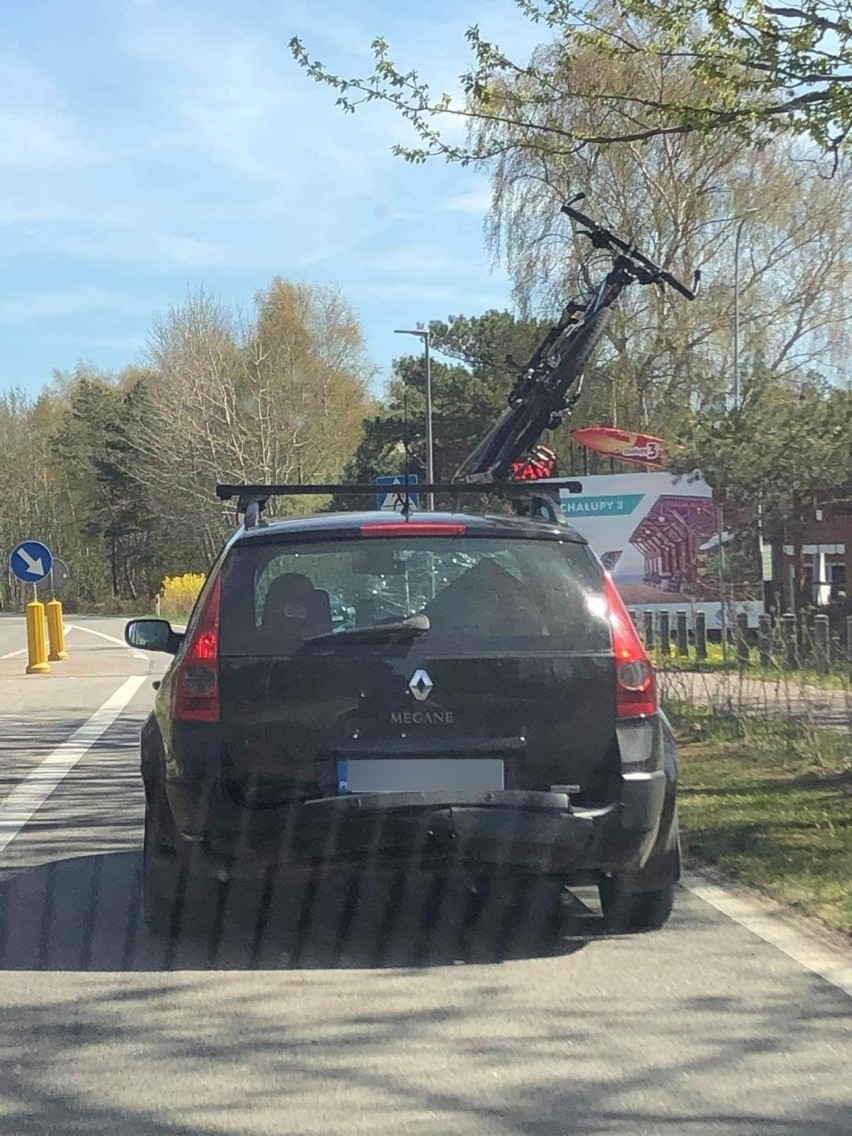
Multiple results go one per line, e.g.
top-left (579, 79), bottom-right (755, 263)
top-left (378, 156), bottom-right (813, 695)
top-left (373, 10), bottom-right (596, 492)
top-left (217, 479), bottom-right (582, 503)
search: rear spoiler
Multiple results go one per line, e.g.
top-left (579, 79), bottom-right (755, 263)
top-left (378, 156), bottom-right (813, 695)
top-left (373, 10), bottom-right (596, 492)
top-left (216, 479), bottom-right (582, 529)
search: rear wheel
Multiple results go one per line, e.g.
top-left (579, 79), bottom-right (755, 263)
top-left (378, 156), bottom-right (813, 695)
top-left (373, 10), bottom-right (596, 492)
top-left (598, 876), bottom-right (676, 933)
top-left (454, 307), bottom-right (612, 482)
top-left (489, 309), bottom-right (612, 480)
top-left (142, 799), bottom-right (218, 938)
top-left (142, 809), bottom-right (180, 935)
top-left (550, 306), bottom-right (612, 387)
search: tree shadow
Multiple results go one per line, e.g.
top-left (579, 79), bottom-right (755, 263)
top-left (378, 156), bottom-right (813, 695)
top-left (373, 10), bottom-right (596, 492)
top-left (2, 849), bottom-right (851, 1134)
top-left (0, 907), bottom-right (850, 1135)
top-left (0, 850), bottom-right (598, 972)
top-left (681, 771), bottom-right (852, 798)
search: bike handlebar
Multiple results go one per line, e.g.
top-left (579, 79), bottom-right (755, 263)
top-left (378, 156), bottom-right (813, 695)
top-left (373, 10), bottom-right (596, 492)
top-left (560, 200), bottom-right (699, 300)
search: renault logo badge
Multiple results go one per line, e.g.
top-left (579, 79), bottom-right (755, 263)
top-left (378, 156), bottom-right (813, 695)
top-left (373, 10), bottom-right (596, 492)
top-left (408, 669), bottom-right (433, 701)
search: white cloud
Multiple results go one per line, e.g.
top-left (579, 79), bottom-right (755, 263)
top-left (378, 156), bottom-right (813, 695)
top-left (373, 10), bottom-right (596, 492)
top-left (0, 1), bottom-right (525, 394)
top-left (0, 58), bottom-right (98, 169)
top-left (0, 198), bottom-right (147, 231)
top-left (109, 2), bottom-right (526, 282)
top-left (0, 202), bottom-right (68, 226)
top-left (5, 219), bottom-right (259, 272)
top-left (122, 8), bottom-right (408, 192)
top-left (365, 244), bottom-right (463, 275)
top-left (78, 335), bottom-right (147, 352)
top-left (0, 110), bottom-right (96, 169)
top-left (269, 1), bottom-right (381, 63)
top-left (159, 235), bottom-right (228, 267)
top-left (0, 288), bottom-right (142, 323)
top-left (356, 281), bottom-right (508, 307)
top-left (444, 186), bottom-right (493, 215)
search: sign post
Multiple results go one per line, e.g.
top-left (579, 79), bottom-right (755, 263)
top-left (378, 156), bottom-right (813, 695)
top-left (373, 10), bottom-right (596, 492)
top-left (45, 557), bottom-right (70, 659)
top-left (10, 541), bottom-right (54, 675)
top-left (50, 557), bottom-right (71, 596)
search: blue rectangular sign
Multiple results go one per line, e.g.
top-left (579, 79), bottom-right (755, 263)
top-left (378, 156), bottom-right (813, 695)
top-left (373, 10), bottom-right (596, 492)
top-left (375, 474), bottom-right (420, 510)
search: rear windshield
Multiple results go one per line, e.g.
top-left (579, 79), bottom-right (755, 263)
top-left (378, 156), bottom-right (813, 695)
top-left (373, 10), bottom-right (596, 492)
top-left (219, 536), bottom-right (611, 657)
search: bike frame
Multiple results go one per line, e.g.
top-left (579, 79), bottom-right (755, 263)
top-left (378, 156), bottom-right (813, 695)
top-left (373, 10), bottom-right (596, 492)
top-left (455, 198), bottom-right (699, 483)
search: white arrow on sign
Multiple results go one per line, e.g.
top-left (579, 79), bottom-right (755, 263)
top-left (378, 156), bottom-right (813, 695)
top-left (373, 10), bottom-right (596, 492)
top-left (16, 548), bottom-right (44, 576)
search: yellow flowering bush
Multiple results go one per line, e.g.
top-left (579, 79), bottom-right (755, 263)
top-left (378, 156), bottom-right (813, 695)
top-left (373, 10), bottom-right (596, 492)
top-left (160, 574), bottom-right (205, 621)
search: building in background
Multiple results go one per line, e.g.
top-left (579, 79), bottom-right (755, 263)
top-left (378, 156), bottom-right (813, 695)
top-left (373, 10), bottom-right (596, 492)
top-left (770, 491), bottom-right (851, 610)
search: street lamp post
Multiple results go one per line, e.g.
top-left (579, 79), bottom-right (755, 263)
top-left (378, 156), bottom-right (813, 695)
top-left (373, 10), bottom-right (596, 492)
top-left (394, 326), bottom-right (435, 510)
top-left (733, 208), bottom-right (758, 410)
top-left (730, 207), bottom-right (764, 637)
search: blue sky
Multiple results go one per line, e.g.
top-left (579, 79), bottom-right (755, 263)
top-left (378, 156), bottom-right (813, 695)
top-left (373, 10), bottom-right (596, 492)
top-left (0, 0), bottom-right (542, 397)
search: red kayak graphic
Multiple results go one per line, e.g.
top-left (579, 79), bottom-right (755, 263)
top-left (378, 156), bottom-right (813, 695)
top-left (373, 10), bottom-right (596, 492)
top-left (571, 427), bottom-right (668, 468)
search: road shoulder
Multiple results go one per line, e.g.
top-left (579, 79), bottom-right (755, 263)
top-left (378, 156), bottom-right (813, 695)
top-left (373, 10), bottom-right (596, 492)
top-left (683, 864), bottom-right (852, 998)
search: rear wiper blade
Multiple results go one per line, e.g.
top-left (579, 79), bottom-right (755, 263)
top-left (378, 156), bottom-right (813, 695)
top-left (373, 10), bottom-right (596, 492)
top-left (302, 613), bottom-right (430, 646)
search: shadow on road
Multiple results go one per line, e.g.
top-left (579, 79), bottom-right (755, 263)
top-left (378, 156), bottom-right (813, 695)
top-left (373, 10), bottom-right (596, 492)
top-left (0, 850), bottom-right (598, 972)
top-left (0, 881), bottom-right (850, 1136)
top-left (1, 706), bottom-right (595, 972)
top-left (2, 852), bottom-right (851, 1135)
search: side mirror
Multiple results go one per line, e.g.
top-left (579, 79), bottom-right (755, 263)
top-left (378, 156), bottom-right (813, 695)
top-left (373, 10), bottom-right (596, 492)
top-left (125, 619), bottom-right (182, 654)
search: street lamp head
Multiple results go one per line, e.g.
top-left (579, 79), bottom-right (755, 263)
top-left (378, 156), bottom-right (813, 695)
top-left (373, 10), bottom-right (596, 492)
top-left (394, 328), bottom-right (428, 339)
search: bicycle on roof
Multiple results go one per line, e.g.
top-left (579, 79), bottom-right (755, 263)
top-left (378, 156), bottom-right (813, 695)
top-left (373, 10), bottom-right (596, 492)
top-left (453, 195), bottom-right (700, 485)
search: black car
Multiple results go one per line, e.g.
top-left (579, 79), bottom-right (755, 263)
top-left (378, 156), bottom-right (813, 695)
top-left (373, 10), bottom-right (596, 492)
top-left (127, 508), bottom-right (680, 938)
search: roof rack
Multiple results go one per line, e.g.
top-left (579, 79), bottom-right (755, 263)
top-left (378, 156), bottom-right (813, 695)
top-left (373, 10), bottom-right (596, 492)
top-left (216, 479), bottom-right (582, 529)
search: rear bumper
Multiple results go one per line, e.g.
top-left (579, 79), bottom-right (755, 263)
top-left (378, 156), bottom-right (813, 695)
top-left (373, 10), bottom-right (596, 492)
top-left (163, 770), bottom-right (671, 881)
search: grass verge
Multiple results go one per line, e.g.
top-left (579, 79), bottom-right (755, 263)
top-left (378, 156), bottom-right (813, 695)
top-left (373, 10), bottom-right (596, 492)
top-left (666, 700), bottom-right (852, 939)
top-left (653, 643), bottom-right (851, 691)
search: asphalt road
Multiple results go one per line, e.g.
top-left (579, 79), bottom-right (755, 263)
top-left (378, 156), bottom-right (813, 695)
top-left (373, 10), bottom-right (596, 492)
top-left (0, 616), bottom-right (850, 1135)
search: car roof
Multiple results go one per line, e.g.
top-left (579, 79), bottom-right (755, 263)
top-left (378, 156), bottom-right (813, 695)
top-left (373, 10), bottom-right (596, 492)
top-left (233, 510), bottom-right (589, 546)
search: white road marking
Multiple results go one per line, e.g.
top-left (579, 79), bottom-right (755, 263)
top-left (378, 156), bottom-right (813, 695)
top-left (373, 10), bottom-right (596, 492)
top-left (682, 870), bottom-right (852, 999)
top-left (0, 648), bottom-right (26, 660)
top-left (66, 622), bottom-right (148, 661)
top-left (0, 676), bottom-right (147, 856)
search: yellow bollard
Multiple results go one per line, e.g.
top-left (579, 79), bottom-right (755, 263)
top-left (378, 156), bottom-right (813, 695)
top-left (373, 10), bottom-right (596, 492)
top-left (46, 599), bottom-right (68, 661)
top-left (26, 601), bottom-right (51, 675)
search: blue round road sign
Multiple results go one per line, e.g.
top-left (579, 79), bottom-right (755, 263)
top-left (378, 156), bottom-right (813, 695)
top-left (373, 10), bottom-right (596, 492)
top-left (9, 540), bottom-right (53, 584)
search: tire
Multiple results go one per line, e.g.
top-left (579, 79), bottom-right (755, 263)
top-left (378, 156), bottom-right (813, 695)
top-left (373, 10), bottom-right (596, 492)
top-left (142, 799), bottom-right (217, 938)
top-left (452, 402), bottom-right (528, 481)
top-left (142, 811), bottom-right (180, 935)
top-left (550, 305), bottom-right (611, 389)
top-left (487, 308), bottom-right (612, 480)
top-left (599, 876), bottom-right (676, 934)
top-left (453, 307), bottom-right (612, 482)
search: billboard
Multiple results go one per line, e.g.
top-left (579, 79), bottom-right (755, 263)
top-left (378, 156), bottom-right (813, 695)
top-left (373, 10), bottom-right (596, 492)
top-left (559, 472), bottom-right (764, 629)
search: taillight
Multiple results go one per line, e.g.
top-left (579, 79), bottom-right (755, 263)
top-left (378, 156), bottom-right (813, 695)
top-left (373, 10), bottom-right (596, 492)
top-left (174, 577), bottom-right (221, 723)
top-left (359, 522), bottom-right (466, 536)
top-left (603, 572), bottom-right (657, 719)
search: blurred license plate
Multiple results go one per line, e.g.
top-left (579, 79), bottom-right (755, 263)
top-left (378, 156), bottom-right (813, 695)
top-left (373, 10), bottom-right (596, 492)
top-left (338, 759), bottom-right (504, 794)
